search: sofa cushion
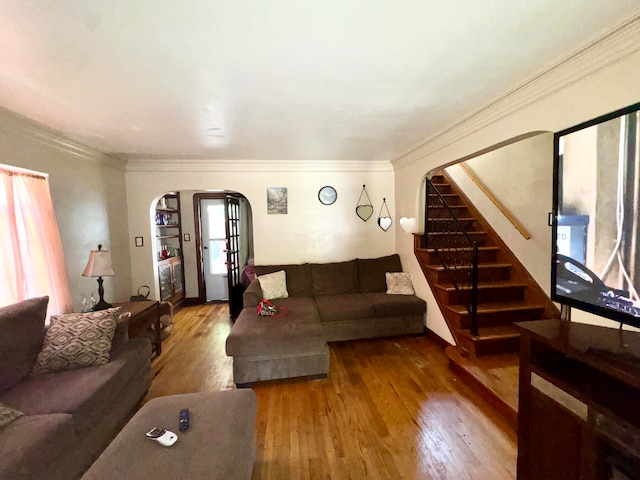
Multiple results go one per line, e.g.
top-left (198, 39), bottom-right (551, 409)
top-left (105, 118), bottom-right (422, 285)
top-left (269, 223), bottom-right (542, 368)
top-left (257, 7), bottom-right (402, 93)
top-left (0, 413), bottom-right (76, 480)
top-left (314, 293), bottom-right (375, 322)
top-left (0, 296), bottom-right (48, 393)
top-left (1, 339), bottom-right (151, 434)
top-left (0, 402), bottom-right (23, 427)
top-left (254, 263), bottom-right (313, 297)
top-left (258, 270), bottom-right (289, 300)
top-left (226, 302), bottom-right (323, 358)
top-left (357, 254), bottom-right (403, 292)
top-left (362, 292), bottom-right (427, 317)
top-left (386, 272), bottom-right (415, 295)
top-left (311, 260), bottom-right (358, 295)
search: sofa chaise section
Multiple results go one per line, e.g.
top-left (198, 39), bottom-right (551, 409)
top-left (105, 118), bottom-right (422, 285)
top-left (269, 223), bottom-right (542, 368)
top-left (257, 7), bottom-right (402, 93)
top-left (225, 297), bottom-right (329, 386)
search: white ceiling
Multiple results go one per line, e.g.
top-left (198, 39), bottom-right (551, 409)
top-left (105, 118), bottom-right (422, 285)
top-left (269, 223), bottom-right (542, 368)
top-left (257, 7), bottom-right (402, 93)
top-left (0, 1), bottom-right (639, 161)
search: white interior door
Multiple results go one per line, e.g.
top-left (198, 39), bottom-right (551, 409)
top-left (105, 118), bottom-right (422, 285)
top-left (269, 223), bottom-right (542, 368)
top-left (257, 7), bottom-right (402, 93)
top-left (200, 198), bottom-right (229, 301)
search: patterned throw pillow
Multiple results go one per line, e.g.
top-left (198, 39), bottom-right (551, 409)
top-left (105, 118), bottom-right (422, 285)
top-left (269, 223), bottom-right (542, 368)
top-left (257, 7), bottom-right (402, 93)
top-left (0, 402), bottom-right (23, 428)
top-left (385, 272), bottom-right (415, 295)
top-left (258, 270), bottom-right (289, 300)
top-left (32, 307), bottom-right (121, 375)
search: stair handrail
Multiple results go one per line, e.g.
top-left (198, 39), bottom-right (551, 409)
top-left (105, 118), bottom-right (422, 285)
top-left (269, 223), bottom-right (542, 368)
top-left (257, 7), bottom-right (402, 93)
top-left (426, 176), bottom-right (479, 336)
top-left (458, 164), bottom-right (532, 240)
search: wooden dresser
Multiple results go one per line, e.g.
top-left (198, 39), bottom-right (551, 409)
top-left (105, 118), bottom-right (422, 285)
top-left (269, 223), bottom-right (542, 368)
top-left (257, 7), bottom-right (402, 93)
top-left (516, 319), bottom-right (640, 480)
top-left (113, 300), bottom-right (162, 356)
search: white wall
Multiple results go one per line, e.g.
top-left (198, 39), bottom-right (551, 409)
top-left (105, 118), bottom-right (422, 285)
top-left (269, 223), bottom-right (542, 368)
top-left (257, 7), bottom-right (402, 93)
top-left (446, 133), bottom-right (554, 293)
top-left (393, 30), bottom-right (640, 342)
top-left (125, 163), bottom-right (396, 300)
top-left (0, 110), bottom-right (132, 311)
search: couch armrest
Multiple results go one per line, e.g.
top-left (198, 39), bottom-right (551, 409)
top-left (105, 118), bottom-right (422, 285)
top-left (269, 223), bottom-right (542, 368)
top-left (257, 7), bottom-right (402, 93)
top-left (243, 279), bottom-right (263, 308)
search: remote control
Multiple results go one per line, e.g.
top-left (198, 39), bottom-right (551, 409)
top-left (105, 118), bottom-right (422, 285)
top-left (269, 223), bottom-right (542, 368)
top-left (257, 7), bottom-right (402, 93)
top-left (179, 408), bottom-right (190, 432)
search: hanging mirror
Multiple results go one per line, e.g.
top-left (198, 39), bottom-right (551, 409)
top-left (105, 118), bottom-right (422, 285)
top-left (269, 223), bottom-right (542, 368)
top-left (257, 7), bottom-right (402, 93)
top-left (356, 185), bottom-right (373, 221)
top-left (378, 198), bottom-right (392, 231)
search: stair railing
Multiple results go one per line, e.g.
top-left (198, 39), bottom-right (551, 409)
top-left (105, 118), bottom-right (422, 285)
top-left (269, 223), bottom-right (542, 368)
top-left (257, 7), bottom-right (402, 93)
top-left (425, 177), bottom-right (479, 336)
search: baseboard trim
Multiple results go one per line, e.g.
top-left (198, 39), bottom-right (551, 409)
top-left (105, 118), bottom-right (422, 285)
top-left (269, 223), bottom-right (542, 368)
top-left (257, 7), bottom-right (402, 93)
top-left (183, 297), bottom-right (201, 307)
top-left (425, 327), bottom-right (453, 350)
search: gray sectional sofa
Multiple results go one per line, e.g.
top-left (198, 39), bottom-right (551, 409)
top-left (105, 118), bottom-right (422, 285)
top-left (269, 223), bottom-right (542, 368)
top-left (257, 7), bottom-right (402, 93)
top-left (225, 254), bottom-right (427, 385)
top-left (0, 296), bottom-right (152, 480)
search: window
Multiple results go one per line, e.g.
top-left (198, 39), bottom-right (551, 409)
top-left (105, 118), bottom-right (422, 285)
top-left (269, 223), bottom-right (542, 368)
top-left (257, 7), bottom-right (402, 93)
top-left (0, 164), bottom-right (72, 318)
top-left (206, 202), bottom-right (227, 275)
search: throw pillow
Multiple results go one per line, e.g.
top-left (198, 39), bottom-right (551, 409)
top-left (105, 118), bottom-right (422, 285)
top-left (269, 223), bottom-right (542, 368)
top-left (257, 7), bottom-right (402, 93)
top-left (0, 402), bottom-right (23, 428)
top-left (258, 270), bottom-right (289, 300)
top-left (386, 272), bottom-right (415, 295)
top-left (32, 307), bottom-right (120, 375)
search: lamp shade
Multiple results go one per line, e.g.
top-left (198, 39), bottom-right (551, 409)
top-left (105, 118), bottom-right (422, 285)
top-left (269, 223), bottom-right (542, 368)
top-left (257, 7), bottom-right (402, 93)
top-left (82, 247), bottom-right (114, 277)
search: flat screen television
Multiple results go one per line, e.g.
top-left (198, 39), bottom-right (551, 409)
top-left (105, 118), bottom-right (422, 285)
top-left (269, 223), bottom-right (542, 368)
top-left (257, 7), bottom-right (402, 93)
top-left (552, 102), bottom-right (640, 329)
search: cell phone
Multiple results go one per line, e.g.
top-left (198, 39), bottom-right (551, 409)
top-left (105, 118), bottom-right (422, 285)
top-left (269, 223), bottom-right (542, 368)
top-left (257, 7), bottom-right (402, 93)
top-left (145, 427), bottom-right (166, 439)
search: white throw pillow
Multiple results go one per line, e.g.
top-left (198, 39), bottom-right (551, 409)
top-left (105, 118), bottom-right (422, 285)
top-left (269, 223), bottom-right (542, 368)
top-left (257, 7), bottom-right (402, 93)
top-left (258, 270), bottom-right (289, 300)
top-left (386, 272), bottom-right (415, 295)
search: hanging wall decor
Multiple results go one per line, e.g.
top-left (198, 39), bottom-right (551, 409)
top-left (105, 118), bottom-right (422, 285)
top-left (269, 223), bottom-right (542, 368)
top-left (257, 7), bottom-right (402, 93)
top-left (267, 187), bottom-right (288, 214)
top-left (377, 198), bottom-right (392, 231)
top-left (355, 185), bottom-right (373, 222)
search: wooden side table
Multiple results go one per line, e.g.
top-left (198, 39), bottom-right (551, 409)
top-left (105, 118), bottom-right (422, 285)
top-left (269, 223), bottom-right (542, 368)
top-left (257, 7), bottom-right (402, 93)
top-left (113, 300), bottom-right (162, 356)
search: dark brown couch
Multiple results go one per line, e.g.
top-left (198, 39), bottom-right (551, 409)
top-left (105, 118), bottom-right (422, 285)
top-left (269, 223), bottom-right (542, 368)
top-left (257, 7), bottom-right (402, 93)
top-left (225, 254), bottom-right (426, 385)
top-left (0, 297), bottom-right (152, 480)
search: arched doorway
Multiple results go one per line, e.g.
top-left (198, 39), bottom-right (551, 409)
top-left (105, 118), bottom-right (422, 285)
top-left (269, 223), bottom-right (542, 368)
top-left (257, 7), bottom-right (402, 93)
top-left (193, 191), bottom-right (254, 319)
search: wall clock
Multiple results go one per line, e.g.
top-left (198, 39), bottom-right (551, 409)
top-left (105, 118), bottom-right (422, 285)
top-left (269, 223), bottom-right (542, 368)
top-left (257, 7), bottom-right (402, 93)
top-left (318, 186), bottom-right (337, 205)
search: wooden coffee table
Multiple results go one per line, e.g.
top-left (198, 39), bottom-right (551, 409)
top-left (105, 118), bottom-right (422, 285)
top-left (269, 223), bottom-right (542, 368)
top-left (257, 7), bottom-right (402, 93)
top-left (113, 300), bottom-right (162, 356)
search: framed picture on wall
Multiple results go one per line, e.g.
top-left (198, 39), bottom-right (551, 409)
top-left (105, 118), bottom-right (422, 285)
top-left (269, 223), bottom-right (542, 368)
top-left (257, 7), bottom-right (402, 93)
top-left (267, 187), bottom-right (288, 214)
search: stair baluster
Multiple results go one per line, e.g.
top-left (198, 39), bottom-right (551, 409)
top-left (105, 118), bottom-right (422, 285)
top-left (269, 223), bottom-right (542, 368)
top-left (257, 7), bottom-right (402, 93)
top-left (426, 177), bottom-right (479, 336)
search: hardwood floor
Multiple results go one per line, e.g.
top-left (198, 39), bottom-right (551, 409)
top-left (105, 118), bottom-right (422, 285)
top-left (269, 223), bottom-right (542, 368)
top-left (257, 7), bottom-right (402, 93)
top-left (144, 304), bottom-right (517, 480)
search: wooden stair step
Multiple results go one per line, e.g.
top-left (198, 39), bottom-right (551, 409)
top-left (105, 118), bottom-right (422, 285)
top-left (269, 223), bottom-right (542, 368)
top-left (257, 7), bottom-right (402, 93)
top-left (428, 204), bottom-right (468, 210)
top-left (428, 193), bottom-right (459, 203)
top-left (423, 246), bottom-right (499, 254)
top-left (416, 246), bottom-right (499, 265)
top-left (446, 346), bottom-right (519, 428)
top-left (456, 325), bottom-right (522, 356)
top-left (427, 231), bottom-right (487, 237)
top-left (427, 231), bottom-right (489, 246)
top-left (435, 280), bottom-right (527, 303)
top-left (445, 301), bottom-right (546, 329)
top-left (428, 218), bottom-right (479, 230)
top-left (430, 182), bottom-right (453, 193)
top-left (427, 263), bottom-right (512, 282)
top-left (426, 262), bottom-right (512, 272)
top-left (447, 301), bottom-right (545, 315)
top-left (428, 217), bottom-right (476, 223)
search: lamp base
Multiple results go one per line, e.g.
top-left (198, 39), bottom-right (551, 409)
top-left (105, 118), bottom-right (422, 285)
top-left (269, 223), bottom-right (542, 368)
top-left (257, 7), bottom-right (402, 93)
top-left (93, 299), bottom-right (113, 311)
top-left (93, 276), bottom-right (112, 311)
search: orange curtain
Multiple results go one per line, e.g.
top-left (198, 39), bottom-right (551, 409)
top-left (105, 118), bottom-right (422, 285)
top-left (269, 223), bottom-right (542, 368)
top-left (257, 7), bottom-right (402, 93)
top-left (0, 169), bottom-right (73, 317)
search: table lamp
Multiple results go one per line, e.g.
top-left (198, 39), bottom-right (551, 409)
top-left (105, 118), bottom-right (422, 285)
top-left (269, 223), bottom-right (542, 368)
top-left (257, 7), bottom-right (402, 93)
top-left (82, 244), bottom-right (115, 311)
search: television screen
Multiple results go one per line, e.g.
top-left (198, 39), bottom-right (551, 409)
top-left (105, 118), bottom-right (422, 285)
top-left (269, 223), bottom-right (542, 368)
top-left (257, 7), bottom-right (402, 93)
top-left (552, 102), bottom-right (640, 328)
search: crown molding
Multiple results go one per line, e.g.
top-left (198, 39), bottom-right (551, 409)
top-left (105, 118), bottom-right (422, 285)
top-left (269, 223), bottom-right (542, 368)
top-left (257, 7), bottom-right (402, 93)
top-left (0, 107), bottom-right (126, 169)
top-left (126, 158), bottom-right (394, 173)
top-left (392, 12), bottom-right (640, 169)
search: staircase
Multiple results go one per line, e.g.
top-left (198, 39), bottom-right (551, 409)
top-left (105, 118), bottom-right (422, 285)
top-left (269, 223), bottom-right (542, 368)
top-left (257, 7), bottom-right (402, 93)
top-left (414, 171), bottom-right (560, 426)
